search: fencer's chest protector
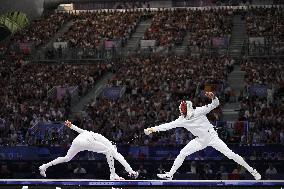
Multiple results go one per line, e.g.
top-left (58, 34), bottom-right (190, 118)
top-left (181, 115), bottom-right (214, 138)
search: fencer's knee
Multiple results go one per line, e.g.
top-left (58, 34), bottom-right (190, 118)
top-left (109, 147), bottom-right (118, 156)
top-left (112, 151), bottom-right (121, 160)
top-left (225, 150), bottom-right (237, 160)
top-left (62, 155), bottom-right (72, 162)
top-left (106, 150), bottom-right (116, 159)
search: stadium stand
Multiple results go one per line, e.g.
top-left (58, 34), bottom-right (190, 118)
top-left (0, 61), bottom-right (111, 146)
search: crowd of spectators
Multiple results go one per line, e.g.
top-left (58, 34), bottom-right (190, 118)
top-left (245, 7), bottom-right (284, 55)
top-left (0, 7), bottom-right (282, 149)
top-left (0, 60), bottom-right (111, 146)
top-left (56, 11), bottom-right (143, 49)
top-left (239, 58), bottom-right (284, 145)
top-left (187, 8), bottom-right (233, 50)
top-left (10, 12), bottom-right (71, 48)
top-left (81, 55), bottom-right (233, 146)
top-left (246, 7), bottom-right (283, 40)
top-left (143, 8), bottom-right (232, 51)
top-left (143, 9), bottom-right (187, 47)
top-left (0, 9), bottom-right (235, 145)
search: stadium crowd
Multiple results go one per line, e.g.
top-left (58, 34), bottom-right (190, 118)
top-left (0, 7), bottom-right (283, 148)
top-left (246, 7), bottom-right (283, 40)
top-left (0, 61), bottom-right (111, 146)
top-left (0, 9), bottom-right (215, 147)
top-left (187, 9), bottom-right (233, 50)
top-left (56, 11), bottom-right (143, 49)
top-left (239, 6), bottom-right (284, 146)
top-left (239, 58), bottom-right (284, 145)
top-left (245, 7), bottom-right (284, 55)
top-left (143, 9), bottom-right (187, 47)
top-left (10, 12), bottom-right (71, 48)
top-left (143, 8), bottom-right (233, 50)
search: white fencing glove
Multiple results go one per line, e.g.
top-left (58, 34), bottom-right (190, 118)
top-left (144, 127), bottom-right (156, 135)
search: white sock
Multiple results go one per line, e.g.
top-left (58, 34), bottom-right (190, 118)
top-left (114, 153), bottom-right (133, 173)
top-left (232, 154), bottom-right (254, 173)
top-left (106, 154), bottom-right (116, 175)
top-left (169, 154), bottom-right (185, 176)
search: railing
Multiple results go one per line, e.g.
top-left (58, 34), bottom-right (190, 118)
top-left (31, 45), bottom-right (227, 61)
top-left (32, 47), bottom-right (119, 61)
top-left (16, 41), bottom-right (282, 61)
top-left (46, 85), bottom-right (80, 106)
top-left (242, 39), bottom-right (284, 57)
top-left (25, 37), bottom-right (283, 61)
top-left (186, 45), bottom-right (230, 57)
top-left (173, 0), bottom-right (282, 7)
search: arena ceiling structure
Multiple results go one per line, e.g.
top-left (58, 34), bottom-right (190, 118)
top-left (0, 11), bottom-right (29, 41)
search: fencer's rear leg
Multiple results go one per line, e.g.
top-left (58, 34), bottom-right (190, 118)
top-left (95, 134), bottom-right (138, 179)
top-left (106, 153), bottom-right (125, 180)
top-left (112, 151), bottom-right (139, 179)
top-left (210, 137), bottom-right (261, 180)
top-left (39, 142), bottom-right (81, 177)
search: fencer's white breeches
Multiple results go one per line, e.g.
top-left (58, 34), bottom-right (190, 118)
top-left (44, 133), bottom-right (134, 174)
top-left (93, 133), bottom-right (134, 174)
top-left (169, 129), bottom-right (254, 176)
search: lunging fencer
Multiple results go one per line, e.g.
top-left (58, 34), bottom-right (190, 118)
top-left (39, 120), bottom-right (138, 180)
top-left (144, 92), bottom-right (261, 180)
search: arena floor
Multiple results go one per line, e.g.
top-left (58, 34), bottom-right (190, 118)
top-left (1, 179), bottom-right (284, 189)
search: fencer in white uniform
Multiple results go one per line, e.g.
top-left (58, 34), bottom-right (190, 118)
top-left (144, 92), bottom-right (261, 180)
top-left (39, 120), bottom-right (138, 180)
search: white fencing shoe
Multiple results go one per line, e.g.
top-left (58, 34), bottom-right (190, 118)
top-left (39, 164), bottom-right (47, 177)
top-left (251, 169), bottom-right (261, 180)
top-left (129, 171), bottom-right (139, 179)
top-left (157, 172), bottom-right (173, 180)
top-left (110, 173), bottom-right (125, 180)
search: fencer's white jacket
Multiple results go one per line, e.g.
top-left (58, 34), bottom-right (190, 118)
top-left (70, 124), bottom-right (115, 153)
top-left (70, 124), bottom-right (98, 139)
top-left (152, 97), bottom-right (219, 138)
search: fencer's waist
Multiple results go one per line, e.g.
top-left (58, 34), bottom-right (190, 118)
top-left (80, 131), bottom-right (99, 141)
top-left (186, 128), bottom-right (216, 138)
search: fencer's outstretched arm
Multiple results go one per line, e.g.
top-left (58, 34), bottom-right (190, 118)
top-left (144, 118), bottom-right (181, 135)
top-left (153, 118), bottom-right (182, 132)
top-left (65, 120), bottom-right (86, 134)
top-left (194, 92), bottom-right (219, 117)
top-left (70, 124), bottom-right (86, 134)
